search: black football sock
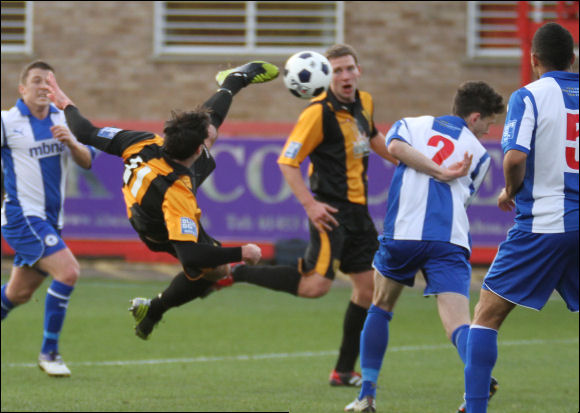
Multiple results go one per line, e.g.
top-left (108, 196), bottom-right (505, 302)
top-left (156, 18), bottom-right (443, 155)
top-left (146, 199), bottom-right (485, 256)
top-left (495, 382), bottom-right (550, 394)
top-left (220, 74), bottom-right (247, 96)
top-left (202, 90), bottom-right (233, 128)
top-left (148, 272), bottom-right (214, 320)
top-left (232, 265), bottom-right (302, 296)
top-left (335, 301), bottom-right (368, 372)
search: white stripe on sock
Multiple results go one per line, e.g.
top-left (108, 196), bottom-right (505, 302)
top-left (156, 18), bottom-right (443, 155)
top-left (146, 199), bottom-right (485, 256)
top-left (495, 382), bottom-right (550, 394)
top-left (47, 288), bottom-right (70, 301)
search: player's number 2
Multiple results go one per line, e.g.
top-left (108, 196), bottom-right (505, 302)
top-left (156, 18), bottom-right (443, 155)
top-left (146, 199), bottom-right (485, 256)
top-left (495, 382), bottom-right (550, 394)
top-left (428, 135), bottom-right (455, 165)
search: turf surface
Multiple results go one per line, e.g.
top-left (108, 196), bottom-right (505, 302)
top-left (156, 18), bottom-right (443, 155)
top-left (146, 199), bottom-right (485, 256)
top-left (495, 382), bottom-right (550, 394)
top-left (1, 275), bottom-right (578, 412)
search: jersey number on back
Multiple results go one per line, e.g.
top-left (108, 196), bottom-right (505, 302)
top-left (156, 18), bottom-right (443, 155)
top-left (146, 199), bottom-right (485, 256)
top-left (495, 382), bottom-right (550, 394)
top-left (428, 135), bottom-right (454, 165)
top-left (566, 112), bottom-right (579, 171)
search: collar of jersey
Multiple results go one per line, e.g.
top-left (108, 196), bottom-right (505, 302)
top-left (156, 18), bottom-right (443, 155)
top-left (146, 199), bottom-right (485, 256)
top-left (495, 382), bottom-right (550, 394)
top-left (160, 149), bottom-right (196, 178)
top-left (436, 115), bottom-right (468, 129)
top-left (540, 71), bottom-right (579, 81)
top-left (326, 89), bottom-right (362, 113)
top-left (16, 98), bottom-right (59, 117)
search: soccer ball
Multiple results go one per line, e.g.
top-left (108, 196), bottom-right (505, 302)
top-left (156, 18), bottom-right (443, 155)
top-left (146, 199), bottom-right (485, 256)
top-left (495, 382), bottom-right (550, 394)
top-left (283, 51), bottom-right (332, 99)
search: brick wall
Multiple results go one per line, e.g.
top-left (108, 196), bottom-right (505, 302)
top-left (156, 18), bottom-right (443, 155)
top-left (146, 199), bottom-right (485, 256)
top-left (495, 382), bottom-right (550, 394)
top-left (1, 2), bottom-right (577, 128)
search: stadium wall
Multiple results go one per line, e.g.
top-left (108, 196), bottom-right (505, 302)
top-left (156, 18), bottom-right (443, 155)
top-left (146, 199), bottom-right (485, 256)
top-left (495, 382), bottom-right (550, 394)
top-left (3, 1), bottom-right (531, 124)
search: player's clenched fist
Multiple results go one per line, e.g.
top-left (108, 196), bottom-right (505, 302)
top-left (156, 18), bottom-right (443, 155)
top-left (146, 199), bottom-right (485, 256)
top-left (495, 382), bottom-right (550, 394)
top-left (241, 243), bottom-right (262, 265)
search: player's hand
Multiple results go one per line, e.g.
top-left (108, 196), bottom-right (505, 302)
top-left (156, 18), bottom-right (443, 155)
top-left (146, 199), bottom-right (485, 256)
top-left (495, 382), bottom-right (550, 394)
top-left (46, 72), bottom-right (74, 110)
top-left (305, 200), bottom-right (339, 233)
top-left (51, 125), bottom-right (76, 147)
top-left (241, 243), bottom-right (261, 265)
top-left (497, 188), bottom-right (515, 212)
top-left (440, 151), bottom-right (473, 181)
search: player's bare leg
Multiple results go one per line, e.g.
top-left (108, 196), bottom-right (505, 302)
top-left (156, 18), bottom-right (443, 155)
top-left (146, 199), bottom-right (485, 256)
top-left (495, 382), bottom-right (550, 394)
top-left (436, 292), bottom-right (471, 340)
top-left (4, 265), bottom-right (45, 306)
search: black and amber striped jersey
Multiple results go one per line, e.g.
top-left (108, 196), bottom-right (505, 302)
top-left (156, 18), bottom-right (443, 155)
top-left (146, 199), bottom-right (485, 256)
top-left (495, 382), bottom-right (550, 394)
top-left (115, 130), bottom-right (217, 245)
top-left (62, 105), bottom-right (242, 278)
top-left (278, 89), bottom-right (378, 205)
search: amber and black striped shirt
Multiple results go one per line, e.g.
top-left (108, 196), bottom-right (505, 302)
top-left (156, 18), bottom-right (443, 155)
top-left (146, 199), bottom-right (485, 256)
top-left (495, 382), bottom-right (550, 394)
top-left (278, 89), bottom-right (378, 205)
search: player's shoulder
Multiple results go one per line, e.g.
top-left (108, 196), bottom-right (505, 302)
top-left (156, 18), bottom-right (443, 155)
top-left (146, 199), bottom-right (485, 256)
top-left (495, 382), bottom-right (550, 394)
top-left (402, 115), bottom-right (435, 129)
top-left (516, 75), bottom-right (564, 100)
top-left (1, 105), bottom-right (22, 122)
top-left (357, 90), bottom-right (375, 110)
top-left (357, 90), bottom-right (373, 101)
top-left (298, 97), bottom-right (326, 119)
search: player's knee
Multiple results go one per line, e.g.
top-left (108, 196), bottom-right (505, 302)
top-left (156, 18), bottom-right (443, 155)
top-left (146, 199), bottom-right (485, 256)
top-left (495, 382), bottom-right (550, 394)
top-left (301, 287), bottom-right (328, 298)
top-left (10, 287), bottom-right (35, 305)
top-left (298, 275), bottom-right (331, 298)
top-left (54, 263), bottom-right (80, 286)
top-left (358, 284), bottom-right (374, 302)
top-left (350, 280), bottom-right (374, 307)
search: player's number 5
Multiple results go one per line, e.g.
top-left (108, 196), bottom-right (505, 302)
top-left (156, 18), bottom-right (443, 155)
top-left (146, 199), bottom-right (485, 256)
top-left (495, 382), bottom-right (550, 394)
top-left (566, 113), bottom-right (579, 171)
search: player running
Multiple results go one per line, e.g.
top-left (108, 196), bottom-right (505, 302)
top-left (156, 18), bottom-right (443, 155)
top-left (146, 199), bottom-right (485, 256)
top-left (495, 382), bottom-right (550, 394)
top-left (1, 61), bottom-right (96, 377)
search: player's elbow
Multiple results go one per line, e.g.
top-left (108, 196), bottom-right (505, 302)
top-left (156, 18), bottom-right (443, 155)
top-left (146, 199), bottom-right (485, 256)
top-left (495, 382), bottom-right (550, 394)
top-left (387, 139), bottom-right (406, 161)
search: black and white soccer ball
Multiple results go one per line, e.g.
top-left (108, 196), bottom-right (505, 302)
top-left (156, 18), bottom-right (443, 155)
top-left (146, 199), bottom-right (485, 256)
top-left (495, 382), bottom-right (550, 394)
top-left (283, 51), bottom-right (332, 99)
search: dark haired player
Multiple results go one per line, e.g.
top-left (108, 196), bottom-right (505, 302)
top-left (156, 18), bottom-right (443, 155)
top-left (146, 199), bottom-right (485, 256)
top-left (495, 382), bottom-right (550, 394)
top-left (345, 81), bottom-right (505, 412)
top-left (45, 61), bottom-right (279, 339)
top-left (463, 22), bottom-right (578, 413)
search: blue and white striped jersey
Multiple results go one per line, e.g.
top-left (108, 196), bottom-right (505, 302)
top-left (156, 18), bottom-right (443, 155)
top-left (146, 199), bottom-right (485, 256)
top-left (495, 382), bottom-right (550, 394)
top-left (383, 115), bottom-right (490, 251)
top-left (1, 99), bottom-right (93, 229)
top-left (501, 71), bottom-right (579, 233)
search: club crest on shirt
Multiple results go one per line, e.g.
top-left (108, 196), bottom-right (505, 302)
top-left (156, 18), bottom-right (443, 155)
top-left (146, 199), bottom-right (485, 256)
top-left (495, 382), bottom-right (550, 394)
top-left (180, 217), bottom-right (198, 237)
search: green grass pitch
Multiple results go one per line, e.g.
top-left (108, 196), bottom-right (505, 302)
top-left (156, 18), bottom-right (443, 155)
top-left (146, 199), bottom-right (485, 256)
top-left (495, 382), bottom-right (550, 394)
top-left (1, 274), bottom-right (578, 412)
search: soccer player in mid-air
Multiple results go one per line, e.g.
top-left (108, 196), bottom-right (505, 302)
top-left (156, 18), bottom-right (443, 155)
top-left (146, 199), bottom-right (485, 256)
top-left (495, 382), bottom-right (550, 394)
top-left (463, 22), bottom-right (578, 413)
top-left (344, 81), bottom-right (505, 412)
top-left (44, 61), bottom-right (279, 339)
top-left (1, 61), bottom-right (96, 377)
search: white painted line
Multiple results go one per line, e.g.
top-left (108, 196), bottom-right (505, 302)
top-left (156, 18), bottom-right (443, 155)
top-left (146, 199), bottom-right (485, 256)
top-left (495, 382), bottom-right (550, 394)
top-left (3, 338), bottom-right (577, 369)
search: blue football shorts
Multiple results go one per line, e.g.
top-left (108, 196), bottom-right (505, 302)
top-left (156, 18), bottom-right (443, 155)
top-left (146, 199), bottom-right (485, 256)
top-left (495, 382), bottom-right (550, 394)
top-left (372, 236), bottom-right (471, 298)
top-left (483, 228), bottom-right (579, 312)
top-left (2, 215), bottom-right (67, 270)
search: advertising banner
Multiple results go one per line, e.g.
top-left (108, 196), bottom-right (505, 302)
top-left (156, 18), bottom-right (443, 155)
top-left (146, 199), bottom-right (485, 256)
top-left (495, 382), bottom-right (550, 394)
top-left (62, 138), bottom-right (515, 248)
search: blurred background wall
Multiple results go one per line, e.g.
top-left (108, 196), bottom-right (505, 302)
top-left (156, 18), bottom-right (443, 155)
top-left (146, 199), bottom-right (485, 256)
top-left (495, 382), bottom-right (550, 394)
top-left (5, 1), bottom-right (577, 124)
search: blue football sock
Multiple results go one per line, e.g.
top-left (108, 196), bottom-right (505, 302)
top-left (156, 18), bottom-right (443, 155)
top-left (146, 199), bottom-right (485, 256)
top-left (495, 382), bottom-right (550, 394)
top-left (358, 304), bottom-right (393, 399)
top-left (464, 326), bottom-right (498, 413)
top-left (1, 284), bottom-right (15, 321)
top-left (451, 324), bottom-right (470, 364)
top-left (41, 280), bottom-right (74, 355)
